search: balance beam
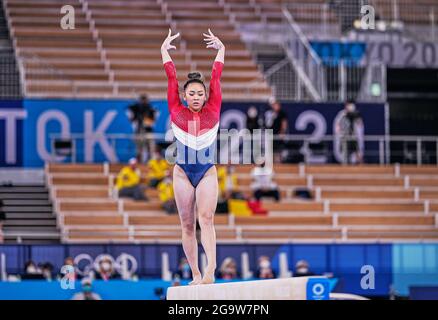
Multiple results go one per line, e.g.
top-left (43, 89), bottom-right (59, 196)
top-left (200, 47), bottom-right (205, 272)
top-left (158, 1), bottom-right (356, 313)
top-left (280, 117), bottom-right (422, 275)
top-left (167, 276), bottom-right (329, 300)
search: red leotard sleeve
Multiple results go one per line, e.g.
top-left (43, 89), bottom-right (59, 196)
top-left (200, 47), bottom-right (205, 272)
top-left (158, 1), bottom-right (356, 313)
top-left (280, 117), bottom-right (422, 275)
top-left (164, 61), bottom-right (183, 114)
top-left (207, 61), bottom-right (223, 112)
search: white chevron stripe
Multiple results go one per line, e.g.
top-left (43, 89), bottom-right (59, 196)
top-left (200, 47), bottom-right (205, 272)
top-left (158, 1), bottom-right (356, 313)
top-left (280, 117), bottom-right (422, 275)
top-left (172, 122), bottom-right (219, 150)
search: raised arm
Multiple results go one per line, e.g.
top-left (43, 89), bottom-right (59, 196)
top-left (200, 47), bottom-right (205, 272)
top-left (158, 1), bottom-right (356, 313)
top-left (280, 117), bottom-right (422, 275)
top-left (161, 29), bottom-right (182, 111)
top-left (161, 29), bottom-right (179, 64)
top-left (203, 29), bottom-right (225, 105)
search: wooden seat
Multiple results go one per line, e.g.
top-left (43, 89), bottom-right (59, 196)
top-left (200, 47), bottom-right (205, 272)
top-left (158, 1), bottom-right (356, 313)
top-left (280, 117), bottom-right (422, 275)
top-left (338, 216), bottom-right (434, 226)
top-left (64, 215), bottom-right (123, 225)
top-left (235, 216), bottom-right (332, 226)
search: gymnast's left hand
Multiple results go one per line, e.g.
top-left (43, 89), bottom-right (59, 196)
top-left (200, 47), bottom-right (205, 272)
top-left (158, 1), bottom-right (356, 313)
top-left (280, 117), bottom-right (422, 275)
top-left (203, 29), bottom-right (224, 50)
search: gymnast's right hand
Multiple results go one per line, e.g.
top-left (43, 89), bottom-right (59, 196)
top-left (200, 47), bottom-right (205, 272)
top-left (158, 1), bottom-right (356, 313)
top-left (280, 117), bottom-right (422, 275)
top-left (161, 29), bottom-right (180, 51)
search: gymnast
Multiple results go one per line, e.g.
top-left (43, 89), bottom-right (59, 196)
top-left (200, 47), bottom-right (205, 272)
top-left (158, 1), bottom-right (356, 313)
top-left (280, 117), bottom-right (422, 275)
top-left (161, 28), bottom-right (225, 284)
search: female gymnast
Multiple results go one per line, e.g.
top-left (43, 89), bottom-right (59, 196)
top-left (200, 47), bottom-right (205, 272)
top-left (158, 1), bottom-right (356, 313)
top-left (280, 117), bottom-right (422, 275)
top-left (161, 28), bottom-right (225, 285)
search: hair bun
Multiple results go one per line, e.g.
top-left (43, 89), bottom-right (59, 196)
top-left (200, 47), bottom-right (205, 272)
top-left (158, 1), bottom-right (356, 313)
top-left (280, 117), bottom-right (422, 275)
top-left (187, 71), bottom-right (202, 80)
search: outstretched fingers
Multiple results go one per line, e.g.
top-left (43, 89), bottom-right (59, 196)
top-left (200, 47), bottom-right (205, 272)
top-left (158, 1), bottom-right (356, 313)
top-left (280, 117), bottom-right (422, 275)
top-left (170, 32), bottom-right (180, 41)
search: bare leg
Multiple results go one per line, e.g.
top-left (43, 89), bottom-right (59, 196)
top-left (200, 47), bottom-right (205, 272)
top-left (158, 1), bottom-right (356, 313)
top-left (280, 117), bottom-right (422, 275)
top-left (195, 166), bottom-right (218, 284)
top-left (173, 165), bottom-right (201, 285)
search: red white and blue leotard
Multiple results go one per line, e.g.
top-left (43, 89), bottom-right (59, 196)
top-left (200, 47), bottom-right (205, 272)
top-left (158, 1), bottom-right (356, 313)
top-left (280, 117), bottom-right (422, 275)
top-left (164, 60), bottom-right (223, 188)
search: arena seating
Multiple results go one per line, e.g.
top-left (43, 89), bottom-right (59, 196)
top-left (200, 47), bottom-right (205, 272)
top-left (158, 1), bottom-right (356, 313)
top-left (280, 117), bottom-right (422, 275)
top-left (4, 0), bottom-right (272, 100)
top-left (46, 163), bottom-right (438, 243)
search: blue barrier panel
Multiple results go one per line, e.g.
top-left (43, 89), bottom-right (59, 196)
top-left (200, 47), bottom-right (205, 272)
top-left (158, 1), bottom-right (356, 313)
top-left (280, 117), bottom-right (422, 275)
top-left (271, 244), bottom-right (392, 296)
top-left (393, 243), bottom-right (438, 297)
top-left (0, 280), bottom-right (171, 300)
top-left (0, 278), bottom-right (338, 300)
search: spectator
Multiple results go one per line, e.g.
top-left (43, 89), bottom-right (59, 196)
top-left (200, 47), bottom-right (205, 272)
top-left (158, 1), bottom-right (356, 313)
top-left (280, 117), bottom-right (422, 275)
top-left (255, 255), bottom-right (276, 279)
top-left (174, 257), bottom-right (192, 280)
top-left (58, 256), bottom-right (82, 280)
top-left (171, 274), bottom-right (182, 287)
top-left (217, 166), bottom-right (245, 201)
top-left (147, 148), bottom-right (170, 188)
top-left (216, 166), bottom-right (246, 214)
top-left (217, 257), bottom-right (239, 280)
top-left (157, 170), bottom-right (177, 214)
top-left (250, 161), bottom-right (280, 202)
top-left (264, 98), bottom-right (288, 163)
top-left (127, 94), bottom-right (157, 162)
top-left (40, 262), bottom-right (54, 281)
top-left (335, 100), bottom-right (364, 164)
top-left (71, 278), bottom-right (102, 300)
top-left (116, 158), bottom-right (148, 201)
top-left (246, 105), bottom-right (263, 133)
top-left (294, 260), bottom-right (315, 277)
top-left (22, 260), bottom-right (44, 280)
top-left (93, 256), bottom-right (120, 281)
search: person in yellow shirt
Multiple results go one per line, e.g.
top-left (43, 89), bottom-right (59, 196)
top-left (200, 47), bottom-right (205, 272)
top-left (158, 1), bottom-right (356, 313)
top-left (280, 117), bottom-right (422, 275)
top-left (216, 166), bottom-right (246, 214)
top-left (147, 148), bottom-right (170, 188)
top-left (116, 158), bottom-right (147, 201)
top-left (217, 166), bottom-right (243, 200)
top-left (157, 170), bottom-right (176, 214)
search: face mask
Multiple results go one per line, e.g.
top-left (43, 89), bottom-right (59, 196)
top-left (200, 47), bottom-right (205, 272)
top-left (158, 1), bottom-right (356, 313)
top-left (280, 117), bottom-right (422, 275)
top-left (83, 285), bottom-right (92, 293)
top-left (297, 267), bottom-right (308, 274)
top-left (248, 108), bottom-right (258, 118)
top-left (182, 263), bottom-right (190, 272)
top-left (260, 260), bottom-right (270, 269)
top-left (27, 266), bottom-right (37, 274)
top-left (101, 262), bottom-right (111, 272)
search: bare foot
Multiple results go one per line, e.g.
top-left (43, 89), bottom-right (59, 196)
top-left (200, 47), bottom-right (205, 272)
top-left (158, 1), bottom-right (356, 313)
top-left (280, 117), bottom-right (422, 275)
top-left (189, 274), bottom-right (202, 285)
top-left (200, 271), bottom-right (215, 284)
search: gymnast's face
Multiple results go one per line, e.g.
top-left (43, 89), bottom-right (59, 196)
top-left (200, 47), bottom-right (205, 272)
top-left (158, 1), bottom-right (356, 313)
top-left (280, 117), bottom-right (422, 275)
top-left (184, 83), bottom-right (207, 112)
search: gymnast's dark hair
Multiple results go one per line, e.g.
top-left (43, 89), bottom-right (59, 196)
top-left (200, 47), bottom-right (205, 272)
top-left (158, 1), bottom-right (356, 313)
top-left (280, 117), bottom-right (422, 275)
top-left (183, 72), bottom-right (206, 91)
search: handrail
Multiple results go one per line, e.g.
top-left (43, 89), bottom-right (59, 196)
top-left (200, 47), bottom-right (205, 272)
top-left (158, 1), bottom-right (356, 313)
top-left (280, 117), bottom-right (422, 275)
top-left (281, 5), bottom-right (326, 101)
top-left (47, 133), bottom-right (438, 166)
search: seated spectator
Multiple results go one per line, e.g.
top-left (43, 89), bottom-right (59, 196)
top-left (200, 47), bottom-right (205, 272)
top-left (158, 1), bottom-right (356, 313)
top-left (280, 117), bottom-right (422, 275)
top-left (147, 148), bottom-right (169, 188)
top-left (217, 257), bottom-right (239, 280)
top-left (246, 105), bottom-right (263, 133)
top-left (171, 274), bottom-right (181, 287)
top-left (250, 161), bottom-right (280, 202)
top-left (58, 256), bottom-right (82, 280)
top-left (39, 262), bottom-right (54, 281)
top-left (255, 255), bottom-right (276, 279)
top-left (218, 166), bottom-right (245, 200)
top-left (93, 256), bottom-right (120, 281)
top-left (116, 158), bottom-right (148, 201)
top-left (22, 260), bottom-right (44, 280)
top-left (174, 257), bottom-right (192, 280)
top-left (216, 166), bottom-right (247, 214)
top-left (71, 278), bottom-right (102, 300)
top-left (157, 170), bottom-right (177, 214)
top-left (294, 260), bottom-right (315, 277)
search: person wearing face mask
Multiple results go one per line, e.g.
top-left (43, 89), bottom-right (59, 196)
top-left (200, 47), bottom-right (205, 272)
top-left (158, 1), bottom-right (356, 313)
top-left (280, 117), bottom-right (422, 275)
top-left (255, 256), bottom-right (276, 279)
top-left (71, 278), bottom-right (102, 300)
top-left (22, 260), bottom-right (44, 280)
top-left (217, 257), bottom-right (239, 280)
top-left (174, 257), bottom-right (192, 280)
top-left (294, 260), bottom-right (315, 277)
top-left (335, 100), bottom-right (364, 164)
top-left (94, 258), bottom-right (120, 281)
top-left (246, 105), bottom-right (264, 133)
top-left (40, 262), bottom-right (54, 281)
